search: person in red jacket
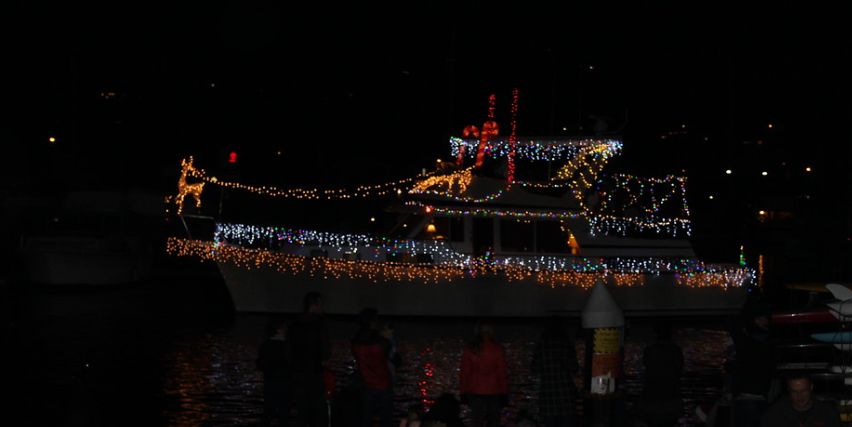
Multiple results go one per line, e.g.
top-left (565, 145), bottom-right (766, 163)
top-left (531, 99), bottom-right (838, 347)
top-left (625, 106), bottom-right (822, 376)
top-left (352, 308), bottom-right (394, 427)
top-left (459, 322), bottom-right (508, 427)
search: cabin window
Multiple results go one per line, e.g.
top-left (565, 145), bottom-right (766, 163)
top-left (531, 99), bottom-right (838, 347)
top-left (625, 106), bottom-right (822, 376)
top-left (500, 219), bottom-right (535, 252)
top-left (430, 217), bottom-right (450, 240)
top-left (536, 221), bottom-right (572, 253)
top-left (419, 217), bottom-right (464, 241)
top-left (449, 217), bottom-right (464, 242)
top-left (472, 218), bottom-right (494, 254)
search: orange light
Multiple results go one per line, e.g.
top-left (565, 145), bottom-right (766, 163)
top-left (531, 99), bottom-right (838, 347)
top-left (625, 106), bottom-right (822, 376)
top-left (426, 224), bottom-right (436, 233)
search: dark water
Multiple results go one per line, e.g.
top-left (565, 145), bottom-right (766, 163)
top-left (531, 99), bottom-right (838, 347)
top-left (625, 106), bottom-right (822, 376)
top-left (2, 274), bottom-right (732, 426)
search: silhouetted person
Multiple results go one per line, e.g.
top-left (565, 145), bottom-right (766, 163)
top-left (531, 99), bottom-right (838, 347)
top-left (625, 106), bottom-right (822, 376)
top-left (351, 308), bottom-right (393, 427)
top-left (761, 374), bottom-right (841, 427)
top-left (257, 318), bottom-right (292, 426)
top-left (731, 299), bottom-right (775, 427)
top-left (380, 322), bottom-right (401, 386)
top-left (460, 322), bottom-right (508, 427)
top-left (531, 316), bottom-right (579, 427)
top-left (422, 393), bottom-right (464, 427)
top-left (636, 321), bottom-right (684, 427)
top-left (289, 292), bottom-right (331, 427)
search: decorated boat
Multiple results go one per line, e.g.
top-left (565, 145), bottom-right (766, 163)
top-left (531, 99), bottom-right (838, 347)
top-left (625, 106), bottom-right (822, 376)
top-left (165, 93), bottom-right (752, 316)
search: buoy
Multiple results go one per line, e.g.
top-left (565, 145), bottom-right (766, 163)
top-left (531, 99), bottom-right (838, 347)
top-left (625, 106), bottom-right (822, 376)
top-left (582, 280), bottom-right (624, 396)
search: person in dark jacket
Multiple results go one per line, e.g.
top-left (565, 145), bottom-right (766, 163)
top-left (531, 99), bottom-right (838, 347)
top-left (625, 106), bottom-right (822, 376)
top-left (761, 374), bottom-right (841, 427)
top-left (730, 298), bottom-right (775, 426)
top-left (531, 316), bottom-right (579, 427)
top-left (460, 322), bottom-right (508, 427)
top-left (289, 292), bottom-right (331, 427)
top-left (257, 318), bottom-right (292, 426)
top-left (351, 308), bottom-right (393, 427)
top-left (636, 321), bottom-right (684, 427)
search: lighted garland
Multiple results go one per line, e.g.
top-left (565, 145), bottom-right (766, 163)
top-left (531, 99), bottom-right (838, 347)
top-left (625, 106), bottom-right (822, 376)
top-left (212, 222), bottom-right (743, 277)
top-left (507, 88), bottom-right (519, 183)
top-left (410, 203), bottom-right (583, 221)
top-left (410, 168), bottom-right (473, 195)
top-left (597, 174), bottom-right (691, 218)
top-left (408, 201), bottom-right (691, 237)
top-left (409, 186), bottom-right (509, 203)
top-left (181, 159), bottom-right (438, 200)
top-left (474, 94), bottom-right (499, 168)
top-left (587, 214), bottom-right (693, 237)
top-left (214, 222), bottom-right (470, 263)
top-left (166, 238), bottom-right (463, 284)
top-left (516, 180), bottom-right (572, 189)
top-left (408, 168), bottom-right (509, 203)
top-left (554, 143), bottom-right (621, 208)
top-left (449, 137), bottom-right (622, 162)
top-left (167, 237), bottom-right (753, 289)
top-left (675, 268), bottom-right (755, 289)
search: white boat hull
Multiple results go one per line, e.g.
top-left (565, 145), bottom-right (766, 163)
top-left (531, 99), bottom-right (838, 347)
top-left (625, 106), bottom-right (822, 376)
top-left (217, 262), bottom-right (748, 317)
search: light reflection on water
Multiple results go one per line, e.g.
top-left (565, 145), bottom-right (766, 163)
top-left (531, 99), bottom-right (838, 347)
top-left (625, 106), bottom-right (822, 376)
top-left (160, 316), bottom-right (731, 426)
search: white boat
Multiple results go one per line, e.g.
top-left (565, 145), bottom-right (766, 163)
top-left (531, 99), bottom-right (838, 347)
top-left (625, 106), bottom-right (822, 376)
top-left (167, 135), bottom-right (752, 317)
top-left (21, 191), bottom-right (163, 285)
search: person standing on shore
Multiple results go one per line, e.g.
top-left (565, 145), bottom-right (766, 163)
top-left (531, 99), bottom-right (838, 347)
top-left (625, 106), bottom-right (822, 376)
top-left (351, 308), bottom-right (394, 427)
top-left (289, 292), bottom-right (331, 427)
top-left (459, 322), bottom-right (508, 427)
top-left (257, 318), bottom-right (292, 426)
top-left (636, 321), bottom-right (684, 427)
top-left (532, 316), bottom-right (579, 427)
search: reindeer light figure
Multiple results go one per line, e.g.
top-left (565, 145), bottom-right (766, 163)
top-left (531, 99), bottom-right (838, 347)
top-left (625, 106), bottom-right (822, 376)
top-left (168, 157), bottom-right (206, 215)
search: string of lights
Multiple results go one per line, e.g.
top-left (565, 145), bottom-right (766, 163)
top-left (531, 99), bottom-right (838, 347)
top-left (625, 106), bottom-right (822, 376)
top-left (214, 222), bottom-right (471, 263)
top-left (182, 159), bottom-right (438, 200)
top-left (410, 168), bottom-right (473, 195)
top-left (408, 202), bottom-right (691, 237)
top-left (408, 202), bottom-right (583, 221)
top-left (450, 137), bottom-right (622, 162)
top-left (167, 237), bottom-right (753, 289)
top-left (554, 143), bottom-right (621, 208)
top-left (214, 222), bottom-right (719, 274)
top-left (507, 88), bottom-right (519, 183)
top-left (598, 174), bottom-right (691, 218)
top-left (587, 214), bottom-right (693, 237)
top-left (474, 94), bottom-right (499, 168)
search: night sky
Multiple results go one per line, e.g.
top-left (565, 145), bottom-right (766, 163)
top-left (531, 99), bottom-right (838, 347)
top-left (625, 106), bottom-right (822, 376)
top-left (4, 1), bottom-right (852, 276)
